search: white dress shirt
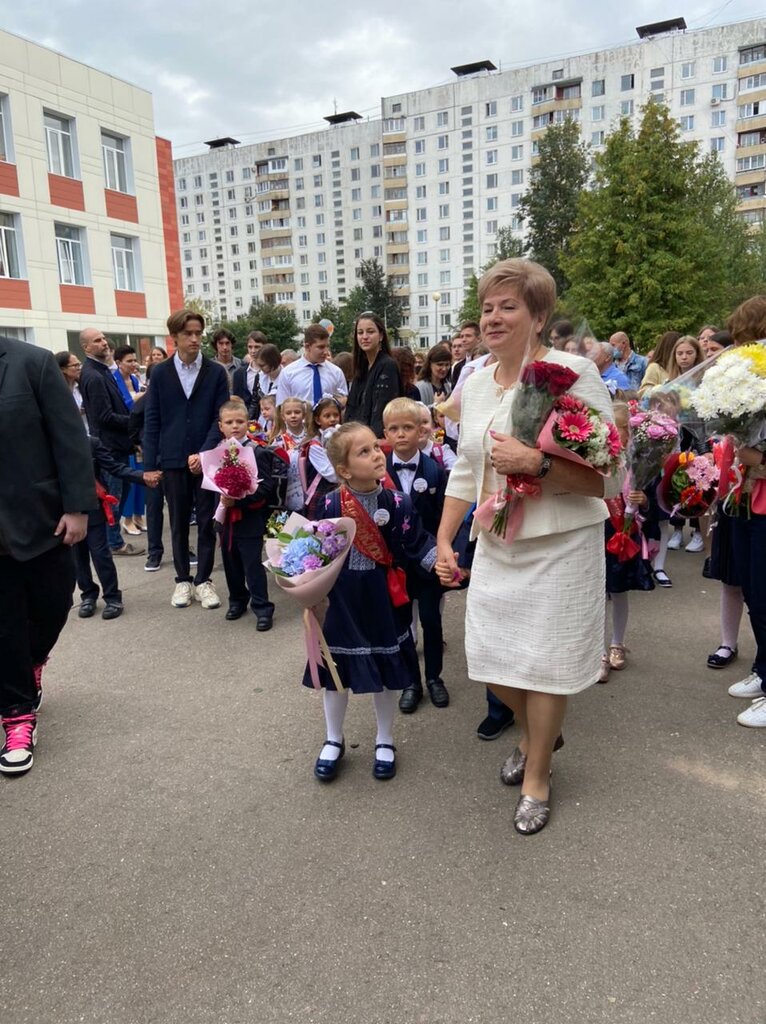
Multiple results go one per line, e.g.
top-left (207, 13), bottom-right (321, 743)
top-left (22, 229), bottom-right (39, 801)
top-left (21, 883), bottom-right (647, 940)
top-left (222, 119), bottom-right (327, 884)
top-left (392, 454), bottom-right (419, 495)
top-left (246, 364), bottom-right (258, 395)
top-left (174, 352), bottom-right (202, 399)
top-left (259, 370), bottom-right (279, 396)
top-left (275, 356), bottom-right (347, 407)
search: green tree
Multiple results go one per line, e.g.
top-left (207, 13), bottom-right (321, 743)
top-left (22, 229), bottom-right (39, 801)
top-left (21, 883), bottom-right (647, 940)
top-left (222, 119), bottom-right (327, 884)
top-left (457, 228), bottom-right (524, 323)
top-left (518, 119), bottom-right (589, 294)
top-left (357, 258), bottom-right (404, 340)
top-left (247, 301), bottom-right (301, 351)
top-left (311, 299), bottom-right (351, 353)
top-left (183, 293), bottom-right (219, 329)
top-left (562, 101), bottom-right (753, 348)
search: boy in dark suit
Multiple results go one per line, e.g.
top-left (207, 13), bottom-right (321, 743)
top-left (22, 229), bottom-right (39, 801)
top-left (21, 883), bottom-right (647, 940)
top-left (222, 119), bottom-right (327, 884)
top-left (143, 310), bottom-right (230, 611)
top-left (212, 400), bottom-right (277, 629)
top-left (74, 437), bottom-right (161, 620)
top-left (383, 397), bottom-right (448, 713)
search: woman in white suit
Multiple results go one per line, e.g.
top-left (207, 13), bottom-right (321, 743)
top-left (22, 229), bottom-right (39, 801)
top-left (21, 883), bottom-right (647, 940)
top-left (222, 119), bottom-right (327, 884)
top-left (436, 259), bottom-right (621, 835)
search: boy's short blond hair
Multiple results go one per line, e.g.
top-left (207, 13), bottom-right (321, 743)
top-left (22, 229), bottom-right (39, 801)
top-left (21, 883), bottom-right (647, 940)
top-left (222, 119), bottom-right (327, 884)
top-left (219, 398), bottom-right (247, 417)
top-left (383, 397), bottom-right (422, 425)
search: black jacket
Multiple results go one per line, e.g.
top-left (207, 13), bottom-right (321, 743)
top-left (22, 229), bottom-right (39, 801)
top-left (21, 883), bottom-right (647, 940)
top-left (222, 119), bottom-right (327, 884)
top-left (0, 335), bottom-right (97, 560)
top-left (142, 356), bottom-right (230, 471)
top-left (88, 436), bottom-right (145, 526)
top-left (345, 353), bottom-right (401, 438)
top-left (232, 365), bottom-right (261, 418)
top-left (79, 357), bottom-right (133, 455)
top-left (386, 450), bottom-right (446, 538)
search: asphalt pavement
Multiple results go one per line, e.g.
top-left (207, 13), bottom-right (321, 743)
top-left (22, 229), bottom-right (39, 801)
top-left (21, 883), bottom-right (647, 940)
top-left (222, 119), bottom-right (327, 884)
top-left (2, 535), bottom-right (764, 1024)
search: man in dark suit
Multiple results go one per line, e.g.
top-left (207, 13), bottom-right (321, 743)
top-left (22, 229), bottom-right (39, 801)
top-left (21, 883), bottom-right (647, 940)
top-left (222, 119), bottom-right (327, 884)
top-left (0, 335), bottom-right (96, 774)
top-left (78, 327), bottom-right (144, 557)
top-left (143, 310), bottom-right (229, 610)
top-left (449, 321), bottom-right (482, 389)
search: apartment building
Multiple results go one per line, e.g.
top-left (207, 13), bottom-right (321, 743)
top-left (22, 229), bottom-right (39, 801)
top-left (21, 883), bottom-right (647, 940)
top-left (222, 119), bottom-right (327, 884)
top-left (174, 16), bottom-right (766, 347)
top-left (0, 29), bottom-right (183, 353)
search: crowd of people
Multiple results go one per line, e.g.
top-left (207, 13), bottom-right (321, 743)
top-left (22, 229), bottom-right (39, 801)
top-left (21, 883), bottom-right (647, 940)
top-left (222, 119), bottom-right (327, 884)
top-left (2, 260), bottom-right (764, 841)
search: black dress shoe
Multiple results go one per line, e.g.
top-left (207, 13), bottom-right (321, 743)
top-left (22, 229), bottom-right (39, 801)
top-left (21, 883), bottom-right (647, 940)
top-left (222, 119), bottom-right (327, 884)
top-left (399, 686), bottom-right (422, 713)
top-left (226, 605), bottom-right (246, 620)
top-left (427, 678), bottom-right (450, 708)
top-left (707, 645), bottom-right (738, 669)
top-left (78, 600), bottom-right (96, 618)
top-left (314, 739), bottom-right (345, 781)
top-left (101, 602), bottom-right (124, 620)
top-left (373, 744), bottom-right (396, 780)
top-left (256, 615), bottom-right (273, 632)
top-left (477, 712), bottom-right (515, 740)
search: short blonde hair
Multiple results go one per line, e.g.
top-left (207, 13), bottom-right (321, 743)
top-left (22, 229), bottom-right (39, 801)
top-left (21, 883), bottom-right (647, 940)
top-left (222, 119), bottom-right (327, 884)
top-left (219, 398), bottom-right (247, 417)
top-left (383, 397), bottom-right (422, 425)
top-left (477, 258), bottom-right (557, 322)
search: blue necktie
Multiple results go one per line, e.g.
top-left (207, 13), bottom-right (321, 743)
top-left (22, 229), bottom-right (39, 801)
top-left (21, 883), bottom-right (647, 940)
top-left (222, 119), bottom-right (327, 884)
top-left (311, 363), bottom-right (322, 406)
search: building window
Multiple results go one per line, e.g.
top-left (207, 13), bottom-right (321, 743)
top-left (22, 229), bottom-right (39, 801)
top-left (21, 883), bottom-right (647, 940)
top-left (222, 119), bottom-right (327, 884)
top-left (437, 134), bottom-right (449, 150)
top-left (438, 159), bottom-right (449, 174)
top-left (413, 116), bottom-right (425, 132)
top-left (713, 55), bottom-right (728, 74)
top-left (416, 185), bottom-right (426, 199)
top-left (439, 227), bottom-right (450, 241)
top-left (486, 173), bottom-right (498, 188)
top-left (740, 45), bottom-right (766, 65)
top-left (511, 120), bottom-right (524, 137)
top-left (712, 83), bottom-right (728, 101)
top-left (0, 95), bottom-right (14, 163)
top-left (620, 100), bottom-right (634, 116)
top-left (591, 130), bottom-right (605, 147)
top-left (511, 95), bottom-right (524, 113)
top-left (486, 196), bottom-right (498, 212)
top-left (414, 139), bottom-right (425, 155)
top-left (438, 203), bottom-right (450, 218)
top-left (55, 226), bottom-right (87, 286)
top-left (485, 101), bottom-right (497, 117)
top-left (44, 112), bottom-right (77, 177)
top-left (486, 150), bottom-right (497, 165)
top-left (711, 110), bottom-right (727, 128)
top-left (592, 79), bottom-right (605, 97)
top-left (680, 89), bottom-right (695, 106)
top-left (620, 74), bottom-right (634, 91)
top-left (711, 137), bottom-right (725, 153)
top-left (110, 234), bottom-right (140, 291)
top-left (437, 111), bottom-right (449, 127)
top-left (486, 125), bottom-right (498, 141)
top-left (417, 229), bottom-right (427, 243)
top-left (681, 61), bottom-right (695, 79)
top-left (679, 115), bottom-right (695, 131)
top-left (592, 105), bottom-right (605, 122)
top-left (511, 145), bottom-right (524, 161)
top-left (511, 169), bottom-right (524, 185)
top-left (0, 212), bottom-right (22, 278)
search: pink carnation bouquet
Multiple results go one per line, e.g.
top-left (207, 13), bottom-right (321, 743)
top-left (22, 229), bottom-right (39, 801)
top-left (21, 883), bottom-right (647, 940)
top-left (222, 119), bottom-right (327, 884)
top-left (264, 513), bottom-right (356, 690)
top-left (200, 439), bottom-right (260, 525)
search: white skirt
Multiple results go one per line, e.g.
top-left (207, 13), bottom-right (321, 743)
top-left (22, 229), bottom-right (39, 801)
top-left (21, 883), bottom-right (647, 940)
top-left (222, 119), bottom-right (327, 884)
top-left (465, 523), bottom-right (605, 694)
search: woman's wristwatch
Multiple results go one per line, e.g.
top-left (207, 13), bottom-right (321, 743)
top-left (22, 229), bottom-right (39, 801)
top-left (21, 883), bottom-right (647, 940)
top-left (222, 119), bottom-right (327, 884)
top-left (536, 453), bottom-right (553, 478)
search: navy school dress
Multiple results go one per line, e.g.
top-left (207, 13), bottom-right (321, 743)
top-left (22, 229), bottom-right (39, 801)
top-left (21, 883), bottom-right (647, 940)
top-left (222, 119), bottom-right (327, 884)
top-left (301, 485), bottom-right (437, 693)
top-left (604, 496), bottom-right (655, 594)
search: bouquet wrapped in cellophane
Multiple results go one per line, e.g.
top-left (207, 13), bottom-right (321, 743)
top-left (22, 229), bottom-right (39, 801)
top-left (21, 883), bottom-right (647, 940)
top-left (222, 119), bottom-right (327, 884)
top-left (263, 514), bottom-right (356, 689)
top-left (200, 438), bottom-right (260, 525)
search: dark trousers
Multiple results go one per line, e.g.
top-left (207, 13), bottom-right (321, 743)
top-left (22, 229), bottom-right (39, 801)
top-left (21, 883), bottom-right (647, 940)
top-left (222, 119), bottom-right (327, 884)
top-left (163, 467), bottom-right (216, 584)
top-left (731, 512), bottom-right (766, 690)
top-left (145, 479), bottom-right (165, 560)
top-left (73, 521), bottom-right (121, 604)
top-left (486, 687), bottom-right (513, 721)
top-left (221, 534), bottom-right (274, 616)
top-left (410, 573), bottom-right (444, 682)
top-left (103, 453), bottom-right (130, 550)
top-left (0, 544), bottom-right (75, 715)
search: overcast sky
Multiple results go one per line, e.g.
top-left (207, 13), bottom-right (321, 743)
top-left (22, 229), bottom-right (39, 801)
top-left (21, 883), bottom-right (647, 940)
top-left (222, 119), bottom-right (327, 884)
top-left (2, 0), bottom-right (764, 154)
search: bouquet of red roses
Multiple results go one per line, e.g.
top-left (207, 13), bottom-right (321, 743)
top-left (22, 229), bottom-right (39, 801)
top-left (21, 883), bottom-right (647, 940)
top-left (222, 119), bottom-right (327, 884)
top-left (200, 438), bottom-right (260, 526)
top-left (474, 360), bottom-right (579, 542)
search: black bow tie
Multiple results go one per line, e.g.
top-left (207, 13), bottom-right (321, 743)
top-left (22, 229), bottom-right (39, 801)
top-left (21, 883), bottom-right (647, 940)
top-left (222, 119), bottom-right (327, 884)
top-left (395, 462), bottom-right (418, 472)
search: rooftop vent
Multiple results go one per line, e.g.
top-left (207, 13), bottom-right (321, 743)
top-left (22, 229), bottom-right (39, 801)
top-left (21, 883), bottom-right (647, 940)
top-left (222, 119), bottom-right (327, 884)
top-left (636, 17), bottom-right (686, 39)
top-left (205, 137), bottom-right (240, 149)
top-left (324, 111), bottom-right (362, 125)
top-left (451, 60), bottom-right (498, 77)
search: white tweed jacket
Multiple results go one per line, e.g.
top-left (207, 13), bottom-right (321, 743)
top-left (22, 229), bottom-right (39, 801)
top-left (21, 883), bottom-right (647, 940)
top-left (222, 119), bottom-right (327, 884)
top-left (445, 349), bottom-right (622, 541)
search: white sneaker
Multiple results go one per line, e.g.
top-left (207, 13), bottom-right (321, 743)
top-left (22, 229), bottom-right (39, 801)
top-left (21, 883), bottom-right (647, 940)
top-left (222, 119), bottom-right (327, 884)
top-left (194, 581), bottom-right (221, 609)
top-left (667, 529), bottom-right (683, 550)
top-left (728, 672), bottom-right (763, 698)
top-left (171, 581), bottom-right (194, 608)
top-left (737, 696), bottom-right (766, 728)
top-left (685, 531), bottom-right (704, 553)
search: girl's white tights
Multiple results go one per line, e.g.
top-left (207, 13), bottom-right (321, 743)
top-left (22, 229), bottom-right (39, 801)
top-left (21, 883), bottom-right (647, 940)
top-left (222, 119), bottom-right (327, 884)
top-left (718, 583), bottom-right (744, 652)
top-left (319, 688), bottom-right (398, 764)
top-left (606, 592), bottom-right (630, 647)
top-left (652, 521), bottom-right (672, 573)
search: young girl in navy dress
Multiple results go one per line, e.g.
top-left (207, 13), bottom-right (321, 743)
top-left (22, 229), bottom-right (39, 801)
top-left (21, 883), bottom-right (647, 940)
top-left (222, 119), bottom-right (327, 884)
top-left (271, 397), bottom-right (311, 512)
top-left (600, 402), bottom-right (655, 683)
top-left (307, 422), bottom-right (438, 782)
top-left (301, 397), bottom-right (341, 519)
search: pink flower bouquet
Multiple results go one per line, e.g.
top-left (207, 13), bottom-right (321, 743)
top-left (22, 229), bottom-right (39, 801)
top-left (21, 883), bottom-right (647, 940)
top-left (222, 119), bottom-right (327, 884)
top-left (264, 513), bottom-right (356, 689)
top-left (200, 439), bottom-right (260, 525)
top-left (537, 394), bottom-right (623, 475)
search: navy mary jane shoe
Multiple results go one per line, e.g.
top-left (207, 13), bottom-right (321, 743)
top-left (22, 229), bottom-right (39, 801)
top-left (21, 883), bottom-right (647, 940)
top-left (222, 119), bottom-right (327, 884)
top-left (373, 743), bottom-right (397, 781)
top-left (314, 739), bottom-right (345, 782)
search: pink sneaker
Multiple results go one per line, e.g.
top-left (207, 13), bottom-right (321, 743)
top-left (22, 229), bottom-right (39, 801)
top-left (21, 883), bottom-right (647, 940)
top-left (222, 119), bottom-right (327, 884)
top-left (0, 713), bottom-right (38, 774)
